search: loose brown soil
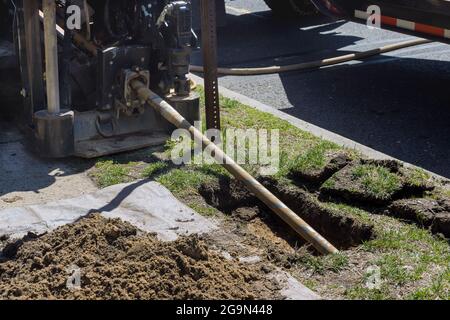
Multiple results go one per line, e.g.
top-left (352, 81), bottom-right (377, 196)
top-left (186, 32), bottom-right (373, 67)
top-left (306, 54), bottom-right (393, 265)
top-left (0, 215), bottom-right (281, 300)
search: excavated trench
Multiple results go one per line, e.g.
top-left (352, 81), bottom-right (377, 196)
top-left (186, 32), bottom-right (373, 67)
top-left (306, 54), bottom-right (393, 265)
top-left (199, 177), bottom-right (375, 251)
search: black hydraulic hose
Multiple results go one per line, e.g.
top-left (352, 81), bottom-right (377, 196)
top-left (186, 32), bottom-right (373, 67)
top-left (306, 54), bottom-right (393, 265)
top-left (190, 38), bottom-right (431, 76)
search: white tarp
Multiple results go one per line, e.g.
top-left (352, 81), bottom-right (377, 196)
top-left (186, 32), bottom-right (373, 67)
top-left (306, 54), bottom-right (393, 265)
top-left (0, 180), bottom-right (217, 241)
top-left (0, 180), bottom-right (320, 300)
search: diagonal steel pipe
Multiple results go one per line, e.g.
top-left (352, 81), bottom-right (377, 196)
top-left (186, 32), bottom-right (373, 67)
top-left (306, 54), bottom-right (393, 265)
top-left (130, 79), bottom-right (339, 255)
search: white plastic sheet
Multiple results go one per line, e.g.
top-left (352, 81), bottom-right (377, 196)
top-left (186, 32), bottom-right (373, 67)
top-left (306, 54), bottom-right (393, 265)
top-left (0, 180), bottom-right (217, 241)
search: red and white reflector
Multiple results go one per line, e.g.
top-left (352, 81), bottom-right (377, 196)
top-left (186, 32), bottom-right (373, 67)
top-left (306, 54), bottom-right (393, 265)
top-left (354, 9), bottom-right (450, 40)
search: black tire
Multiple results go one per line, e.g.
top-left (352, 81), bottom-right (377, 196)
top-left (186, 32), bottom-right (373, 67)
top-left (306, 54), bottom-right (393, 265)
top-left (0, 1), bottom-right (8, 35)
top-left (0, 0), bottom-right (14, 41)
top-left (263, 0), bottom-right (316, 18)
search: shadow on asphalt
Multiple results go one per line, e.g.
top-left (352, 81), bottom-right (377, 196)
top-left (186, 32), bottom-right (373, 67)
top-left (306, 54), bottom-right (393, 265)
top-left (278, 56), bottom-right (450, 178)
top-left (212, 13), bottom-right (357, 68)
top-left (192, 11), bottom-right (450, 178)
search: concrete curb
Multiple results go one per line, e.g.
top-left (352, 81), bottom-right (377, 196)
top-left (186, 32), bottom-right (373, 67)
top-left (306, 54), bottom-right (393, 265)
top-left (189, 73), bottom-right (448, 182)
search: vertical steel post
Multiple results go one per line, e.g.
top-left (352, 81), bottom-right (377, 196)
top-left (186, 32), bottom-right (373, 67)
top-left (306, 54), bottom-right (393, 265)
top-left (20, 0), bottom-right (46, 122)
top-left (200, 0), bottom-right (221, 131)
top-left (61, 1), bottom-right (73, 110)
top-left (42, 0), bottom-right (60, 114)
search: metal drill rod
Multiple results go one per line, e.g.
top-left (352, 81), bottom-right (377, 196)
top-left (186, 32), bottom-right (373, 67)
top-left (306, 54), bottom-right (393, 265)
top-left (42, 0), bottom-right (60, 114)
top-left (131, 79), bottom-right (339, 255)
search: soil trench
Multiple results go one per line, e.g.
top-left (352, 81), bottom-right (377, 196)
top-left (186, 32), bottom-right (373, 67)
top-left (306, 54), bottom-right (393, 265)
top-left (199, 178), bottom-right (375, 250)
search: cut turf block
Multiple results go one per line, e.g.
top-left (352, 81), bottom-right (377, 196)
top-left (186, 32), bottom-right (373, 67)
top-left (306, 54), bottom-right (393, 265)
top-left (320, 161), bottom-right (436, 205)
top-left (289, 151), bottom-right (352, 184)
top-left (388, 198), bottom-right (450, 238)
top-left (320, 164), bottom-right (403, 205)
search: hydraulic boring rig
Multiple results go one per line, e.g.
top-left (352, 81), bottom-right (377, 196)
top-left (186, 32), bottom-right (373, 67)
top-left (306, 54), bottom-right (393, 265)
top-left (5, 0), bottom-right (200, 158)
top-left (0, 0), bottom-right (339, 254)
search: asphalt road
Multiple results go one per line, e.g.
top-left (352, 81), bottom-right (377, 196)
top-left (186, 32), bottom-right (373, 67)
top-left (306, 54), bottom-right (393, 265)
top-left (192, 0), bottom-right (450, 178)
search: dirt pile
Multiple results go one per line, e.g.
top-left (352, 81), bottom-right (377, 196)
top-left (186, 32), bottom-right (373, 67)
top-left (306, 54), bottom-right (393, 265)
top-left (0, 214), bottom-right (279, 300)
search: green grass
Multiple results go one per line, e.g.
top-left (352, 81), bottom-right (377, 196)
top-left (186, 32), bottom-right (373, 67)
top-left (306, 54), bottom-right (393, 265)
top-left (92, 160), bottom-right (133, 188)
top-left (321, 176), bottom-right (336, 189)
top-left (324, 202), bottom-right (373, 225)
top-left (377, 254), bottom-right (418, 285)
top-left (320, 202), bottom-right (450, 300)
top-left (141, 161), bottom-right (169, 179)
top-left (444, 189), bottom-right (450, 198)
top-left (290, 141), bottom-right (339, 174)
top-left (363, 223), bottom-right (449, 259)
top-left (357, 223), bottom-right (449, 299)
top-left (155, 168), bottom-right (212, 195)
top-left (302, 279), bottom-right (319, 291)
top-left (402, 167), bottom-right (431, 187)
top-left (408, 268), bottom-right (449, 300)
top-left (297, 252), bottom-right (349, 275)
top-left (352, 164), bottom-right (402, 199)
top-left (92, 87), bottom-right (338, 189)
top-left (218, 98), bottom-right (340, 179)
top-left (426, 187), bottom-right (450, 201)
top-left (344, 255), bottom-right (448, 300)
top-left (89, 86), bottom-right (450, 300)
top-left (345, 285), bottom-right (393, 300)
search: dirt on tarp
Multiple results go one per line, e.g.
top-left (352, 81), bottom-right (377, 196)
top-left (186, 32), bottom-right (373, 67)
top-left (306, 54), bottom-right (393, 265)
top-left (0, 214), bottom-right (281, 300)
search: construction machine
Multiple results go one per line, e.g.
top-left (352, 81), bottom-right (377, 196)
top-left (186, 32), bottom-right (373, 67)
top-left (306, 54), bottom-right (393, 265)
top-left (0, 0), bottom-right (340, 255)
top-left (1, 0), bottom-right (449, 159)
top-left (0, 0), bottom-right (201, 158)
top-left (1, 0), bottom-right (309, 158)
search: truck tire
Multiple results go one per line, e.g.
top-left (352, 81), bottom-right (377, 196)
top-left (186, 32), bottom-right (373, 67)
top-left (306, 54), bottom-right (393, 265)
top-left (0, 0), bottom-right (13, 38)
top-left (0, 1), bottom-right (7, 34)
top-left (264, 0), bottom-right (316, 17)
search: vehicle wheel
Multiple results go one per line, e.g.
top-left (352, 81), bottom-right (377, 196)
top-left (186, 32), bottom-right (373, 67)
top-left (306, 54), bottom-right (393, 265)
top-left (263, 0), bottom-right (316, 17)
top-left (0, 0), bottom-right (9, 34)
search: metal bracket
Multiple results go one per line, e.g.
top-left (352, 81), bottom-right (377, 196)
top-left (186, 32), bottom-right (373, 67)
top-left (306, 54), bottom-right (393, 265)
top-left (96, 46), bottom-right (151, 111)
top-left (115, 68), bottom-right (150, 117)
